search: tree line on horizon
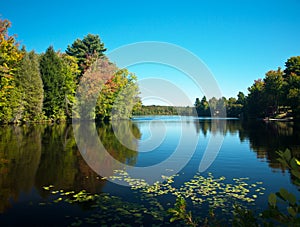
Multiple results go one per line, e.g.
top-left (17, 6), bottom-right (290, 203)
top-left (134, 57), bottom-right (300, 120)
top-left (0, 18), bottom-right (140, 124)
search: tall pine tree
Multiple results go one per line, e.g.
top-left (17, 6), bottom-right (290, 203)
top-left (40, 46), bottom-right (66, 120)
top-left (66, 34), bottom-right (106, 78)
top-left (40, 47), bottom-right (78, 120)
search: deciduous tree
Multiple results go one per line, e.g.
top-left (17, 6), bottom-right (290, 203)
top-left (0, 19), bottom-right (23, 123)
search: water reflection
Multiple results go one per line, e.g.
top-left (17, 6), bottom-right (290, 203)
top-left (194, 119), bottom-right (300, 172)
top-left (0, 119), bottom-right (299, 214)
top-left (0, 125), bottom-right (42, 212)
top-left (241, 121), bottom-right (300, 171)
top-left (0, 121), bottom-right (140, 213)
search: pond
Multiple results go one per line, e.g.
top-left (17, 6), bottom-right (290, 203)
top-left (0, 116), bottom-right (299, 226)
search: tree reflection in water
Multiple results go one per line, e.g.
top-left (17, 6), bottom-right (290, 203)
top-left (0, 119), bottom-right (299, 214)
top-left (0, 121), bottom-right (141, 213)
top-left (194, 119), bottom-right (300, 174)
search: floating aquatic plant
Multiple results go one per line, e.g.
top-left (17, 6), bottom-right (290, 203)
top-left (41, 170), bottom-right (265, 226)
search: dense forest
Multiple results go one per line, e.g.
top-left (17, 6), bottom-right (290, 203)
top-left (1, 17), bottom-right (300, 123)
top-left (0, 18), bottom-right (140, 123)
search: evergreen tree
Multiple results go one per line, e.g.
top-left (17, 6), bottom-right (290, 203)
top-left (194, 98), bottom-right (200, 108)
top-left (15, 50), bottom-right (44, 121)
top-left (66, 34), bottom-right (106, 77)
top-left (245, 79), bottom-right (266, 118)
top-left (284, 56), bottom-right (300, 77)
top-left (195, 96), bottom-right (210, 117)
top-left (40, 46), bottom-right (66, 120)
top-left (284, 56), bottom-right (300, 118)
top-left (236, 92), bottom-right (246, 106)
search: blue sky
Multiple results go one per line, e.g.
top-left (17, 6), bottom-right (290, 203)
top-left (2, 0), bottom-right (300, 105)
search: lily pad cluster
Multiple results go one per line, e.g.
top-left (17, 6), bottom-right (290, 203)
top-left (109, 170), bottom-right (265, 217)
top-left (41, 170), bottom-right (265, 226)
top-left (41, 186), bottom-right (168, 226)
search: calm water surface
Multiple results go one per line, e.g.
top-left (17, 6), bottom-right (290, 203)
top-left (0, 116), bottom-right (299, 226)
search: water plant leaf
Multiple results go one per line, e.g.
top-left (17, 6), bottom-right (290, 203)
top-left (287, 193), bottom-right (297, 206)
top-left (291, 169), bottom-right (300, 180)
top-left (287, 206), bottom-right (297, 217)
top-left (283, 149), bottom-right (291, 161)
top-left (268, 193), bottom-right (277, 207)
top-left (279, 188), bottom-right (289, 201)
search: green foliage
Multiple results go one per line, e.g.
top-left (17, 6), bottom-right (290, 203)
top-left (133, 105), bottom-right (196, 116)
top-left (284, 56), bottom-right (300, 77)
top-left (232, 204), bottom-right (259, 227)
top-left (0, 124), bottom-right (43, 212)
top-left (285, 70), bottom-right (300, 118)
top-left (66, 34), bottom-right (106, 77)
top-left (262, 149), bottom-right (300, 226)
top-left (60, 54), bottom-right (78, 118)
top-left (276, 149), bottom-right (300, 186)
top-left (168, 196), bottom-right (197, 226)
top-left (0, 22), bottom-right (139, 123)
top-left (245, 69), bottom-right (286, 119)
top-left (75, 58), bottom-right (141, 121)
top-left (40, 46), bottom-right (65, 119)
top-left (40, 46), bottom-right (77, 120)
top-left (15, 50), bottom-right (44, 121)
top-left (195, 96), bottom-right (210, 117)
top-left (194, 95), bottom-right (243, 118)
top-left (226, 97), bottom-right (243, 118)
top-left (237, 91), bottom-right (246, 106)
top-left (0, 18), bottom-right (23, 123)
top-left (245, 57), bottom-right (300, 119)
top-left (42, 170), bottom-right (265, 226)
top-left (75, 57), bottom-right (117, 119)
top-left (96, 68), bottom-right (140, 121)
top-left (263, 68), bottom-right (285, 116)
top-left (246, 79), bottom-right (266, 118)
top-left (227, 149), bottom-right (300, 226)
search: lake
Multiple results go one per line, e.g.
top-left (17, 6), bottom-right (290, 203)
top-left (0, 116), bottom-right (299, 226)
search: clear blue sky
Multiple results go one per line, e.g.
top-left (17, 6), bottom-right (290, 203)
top-left (2, 0), bottom-right (300, 105)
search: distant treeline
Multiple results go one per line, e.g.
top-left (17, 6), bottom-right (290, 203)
top-left (133, 105), bottom-right (197, 116)
top-left (0, 18), bottom-right (140, 124)
top-left (135, 56), bottom-right (300, 120)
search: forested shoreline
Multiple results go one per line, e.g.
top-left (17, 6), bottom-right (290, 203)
top-left (134, 56), bottom-right (300, 120)
top-left (1, 17), bottom-right (300, 124)
top-left (0, 18), bottom-right (140, 124)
